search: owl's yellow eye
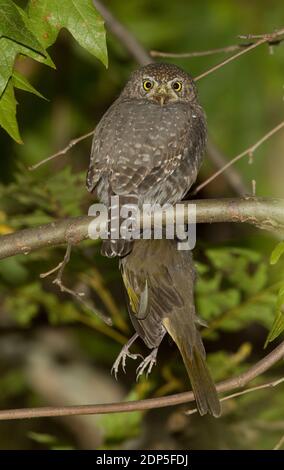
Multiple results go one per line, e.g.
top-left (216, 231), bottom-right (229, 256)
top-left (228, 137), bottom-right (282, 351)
top-left (172, 81), bottom-right (182, 92)
top-left (143, 80), bottom-right (153, 92)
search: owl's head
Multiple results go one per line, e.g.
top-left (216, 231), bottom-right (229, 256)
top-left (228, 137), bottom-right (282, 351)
top-left (121, 63), bottom-right (198, 105)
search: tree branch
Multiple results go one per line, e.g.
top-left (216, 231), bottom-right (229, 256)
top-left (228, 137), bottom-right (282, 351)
top-left (194, 30), bottom-right (284, 82)
top-left (151, 43), bottom-right (256, 58)
top-left (150, 29), bottom-right (284, 59)
top-left (0, 338), bottom-right (283, 420)
top-left (194, 120), bottom-right (284, 194)
top-left (0, 198), bottom-right (283, 261)
top-left (28, 131), bottom-right (95, 171)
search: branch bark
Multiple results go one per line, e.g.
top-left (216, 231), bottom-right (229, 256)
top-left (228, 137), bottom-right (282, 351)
top-left (1, 198), bottom-right (284, 261)
top-left (0, 338), bottom-right (283, 420)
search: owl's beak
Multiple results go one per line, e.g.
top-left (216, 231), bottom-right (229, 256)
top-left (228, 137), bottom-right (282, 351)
top-left (155, 85), bottom-right (168, 106)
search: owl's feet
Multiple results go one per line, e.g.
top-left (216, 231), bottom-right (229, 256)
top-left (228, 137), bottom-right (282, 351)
top-left (111, 333), bottom-right (142, 379)
top-left (136, 348), bottom-right (158, 381)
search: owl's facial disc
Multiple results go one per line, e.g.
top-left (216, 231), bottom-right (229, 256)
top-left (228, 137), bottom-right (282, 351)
top-left (142, 77), bottom-right (183, 106)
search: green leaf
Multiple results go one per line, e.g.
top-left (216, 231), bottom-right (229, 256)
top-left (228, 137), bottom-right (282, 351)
top-left (265, 308), bottom-right (284, 346)
top-left (12, 70), bottom-right (47, 100)
top-left (0, 79), bottom-right (22, 142)
top-left (0, 70), bottom-right (46, 144)
top-left (0, 38), bottom-right (18, 96)
top-left (27, 0), bottom-right (108, 66)
top-left (265, 288), bottom-right (284, 346)
top-left (270, 241), bottom-right (284, 265)
top-left (0, 0), bottom-right (45, 53)
top-left (28, 432), bottom-right (57, 445)
top-left (16, 5), bottom-right (55, 67)
top-left (0, 37), bottom-right (53, 98)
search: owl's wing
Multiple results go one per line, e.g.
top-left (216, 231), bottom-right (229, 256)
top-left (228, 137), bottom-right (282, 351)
top-left (120, 240), bottom-right (185, 349)
top-left (86, 103), bottom-right (117, 193)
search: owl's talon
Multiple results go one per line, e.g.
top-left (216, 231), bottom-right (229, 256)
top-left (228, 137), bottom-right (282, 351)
top-left (111, 333), bottom-right (141, 379)
top-left (136, 348), bottom-right (158, 381)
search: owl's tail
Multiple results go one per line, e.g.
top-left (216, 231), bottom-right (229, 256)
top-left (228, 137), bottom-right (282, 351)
top-left (102, 194), bottom-right (138, 258)
top-left (163, 310), bottom-right (221, 417)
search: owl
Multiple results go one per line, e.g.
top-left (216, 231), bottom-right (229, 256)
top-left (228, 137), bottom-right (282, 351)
top-left (87, 63), bottom-right (221, 417)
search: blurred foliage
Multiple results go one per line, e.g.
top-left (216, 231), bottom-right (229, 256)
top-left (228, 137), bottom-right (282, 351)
top-left (0, 0), bottom-right (284, 451)
top-left (196, 247), bottom-right (284, 337)
top-left (265, 242), bottom-right (284, 346)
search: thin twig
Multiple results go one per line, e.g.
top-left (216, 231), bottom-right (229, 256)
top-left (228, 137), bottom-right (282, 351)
top-left (28, 131), bottom-right (95, 171)
top-left (194, 38), bottom-right (267, 82)
top-left (151, 42), bottom-right (256, 58)
top-left (150, 29), bottom-right (284, 59)
top-left (40, 261), bottom-right (64, 279)
top-left (0, 339), bottom-right (283, 420)
top-left (238, 32), bottom-right (284, 41)
top-left (194, 120), bottom-right (284, 194)
top-left (274, 434), bottom-right (284, 450)
top-left (42, 243), bottom-right (112, 326)
top-left (185, 377), bottom-right (284, 415)
top-left (194, 28), bottom-right (284, 81)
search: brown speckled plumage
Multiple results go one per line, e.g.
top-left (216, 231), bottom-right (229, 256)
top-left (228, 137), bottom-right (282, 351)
top-left (87, 63), bottom-right (206, 209)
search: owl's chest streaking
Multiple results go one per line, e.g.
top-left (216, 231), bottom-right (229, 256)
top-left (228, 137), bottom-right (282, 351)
top-left (87, 98), bottom-right (206, 205)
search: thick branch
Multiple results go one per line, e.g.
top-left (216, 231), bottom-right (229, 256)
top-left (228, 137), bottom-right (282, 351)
top-left (0, 339), bottom-right (283, 420)
top-left (0, 198), bottom-right (283, 261)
